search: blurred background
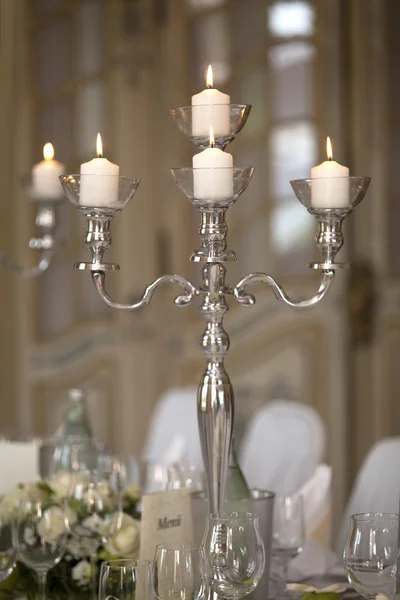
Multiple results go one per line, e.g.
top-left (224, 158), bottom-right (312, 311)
top-left (0, 0), bottom-right (398, 529)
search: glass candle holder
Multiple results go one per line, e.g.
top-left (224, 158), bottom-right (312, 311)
top-left (170, 105), bottom-right (251, 150)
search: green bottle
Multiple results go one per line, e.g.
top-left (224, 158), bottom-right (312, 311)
top-left (225, 436), bottom-right (251, 501)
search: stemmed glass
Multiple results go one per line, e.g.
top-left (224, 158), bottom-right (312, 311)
top-left (15, 498), bottom-right (67, 600)
top-left (0, 514), bottom-right (16, 581)
top-left (202, 512), bottom-right (265, 599)
top-left (343, 512), bottom-right (398, 600)
top-left (271, 496), bottom-right (305, 594)
top-left (64, 470), bottom-right (123, 599)
top-left (153, 542), bottom-right (209, 600)
top-left (99, 559), bottom-right (152, 600)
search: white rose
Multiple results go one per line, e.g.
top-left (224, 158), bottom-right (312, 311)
top-left (105, 513), bottom-right (141, 558)
top-left (72, 559), bottom-right (92, 587)
top-left (81, 513), bottom-right (109, 537)
top-left (0, 490), bottom-right (24, 521)
top-left (37, 506), bottom-right (76, 543)
top-left (50, 471), bottom-right (83, 498)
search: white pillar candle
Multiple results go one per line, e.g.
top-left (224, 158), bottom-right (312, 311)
top-left (32, 143), bottom-right (64, 199)
top-left (192, 65), bottom-right (230, 138)
top-left (80, 134), bottom-right (119, 207)
top-left (193, 128), bottom-right (233, 201)
top-left (311, 137), bottom-right (349, 208)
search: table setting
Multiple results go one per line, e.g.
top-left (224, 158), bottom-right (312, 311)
top-left (0, 52), bottom-right (392, 600)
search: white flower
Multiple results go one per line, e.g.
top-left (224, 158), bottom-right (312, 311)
top-left (0, 490), bottom-right (23, 521)
top-left (23, 526), bottom-right (36, 546)
top-left (37, 506), bottom-right (76, 544)
top-left (72, 559), bottom-right (92, 587)
top-left (81, 513), bottom-right (109, 537)
top-left (50, 471), bottom-right (86, 499)
top-left (66, 536), bottom-right (99, 560)
top-left (105, 512), bottom-right (141, 558)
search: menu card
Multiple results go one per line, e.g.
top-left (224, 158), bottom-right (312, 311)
top-left (139, 488), bottom-right (195, 561)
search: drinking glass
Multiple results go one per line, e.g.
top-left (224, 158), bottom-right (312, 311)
top-left (202, 512), bottom-right (265, 599)
top-left (343, 512), bottom-right (398, 600)
top-left (99, 559), bottom-right (152, 600)
top-left (166, 464), bottom-right (204, 491)
top-left (15, 499), bottom-right (66, 600)
top-left (153, 542), bottom-right (209, 600)
top-left (272, 496), bottom-right (305, 591)
top-left (0, 514), bottom-right (16, 581)
top-left (65, 470), bottom-right (123, 599)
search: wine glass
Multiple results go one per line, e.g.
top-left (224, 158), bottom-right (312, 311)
top-left (153, 542), bottom-right (209, 600)
top-left (15, 498), bottom-right (66, 600)
top-left (272, 496), bottom-right (305, 592)
top-left (0, 514), bottom-right (16, 581)
top-left (166, 464), bottom-right (204, 491)
top-left (202, 512), bottom-right (265, 599)
top-left (99, 559), bottom-right (152, 600)
top-left (343, 512), bottom-right (398, 600)
top-left (64, 470), bottom-right (123, 599)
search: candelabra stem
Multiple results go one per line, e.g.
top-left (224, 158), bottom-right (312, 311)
top-left (198, 263), bottom-right (233, 513)
top-left (0, 203), bottom-right (57, 278)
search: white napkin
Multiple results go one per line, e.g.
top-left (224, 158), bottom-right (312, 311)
top-left (293, 464), bottom-right (332, 536)
top-left (0, 441), bottom-right (39, 494)
top-left (289, 539), bottom-right (338, 580)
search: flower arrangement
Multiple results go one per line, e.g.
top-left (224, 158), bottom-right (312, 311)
top-left (0, 473), bottom-right (141, 600)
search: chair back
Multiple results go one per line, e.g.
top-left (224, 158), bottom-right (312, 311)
top-left (141, 386), bottom-right (202, 467)
top-left (335, 436), bottom-right (400, 555)
top-left (239, 399), bottom-right (325, 495)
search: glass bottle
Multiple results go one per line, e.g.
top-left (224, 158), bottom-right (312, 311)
top-left (53, 388), bottom-right (96, 473)
top-left (226, 437), bottom-right (251, 501)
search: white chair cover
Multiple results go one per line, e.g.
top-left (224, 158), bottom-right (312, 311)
top-left (335, 436), bottom-right (400, 555)
top-left (141, 386), bottom-right (202, 467)
top-left (239, 400), bottom-right (326, 495)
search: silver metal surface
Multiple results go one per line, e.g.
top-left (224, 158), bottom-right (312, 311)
top-left (234, 270), bottom-right (335, 308)
top-left (92, 271), bottom-right (198, 309)
top-left (198, 263), bottom-right (233, 513)
top-left (0, 201), bottom-right (60, 278)
top-left (68, 176), bottom-right (368, 514)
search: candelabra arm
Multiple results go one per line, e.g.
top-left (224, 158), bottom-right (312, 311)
top-left (92, 271), bottom-right (198, 310)
top-left (0, 248), bottom-right (54, 278)
top-left (234, 270), bottom-right (335, 308)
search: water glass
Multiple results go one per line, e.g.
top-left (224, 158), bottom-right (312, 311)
top-left (343, 512), bottom-right (398, 600)
top-left (99, 559), bottom-right (152, 600)
top-left (272, 495), bottom-right (305, 591)
top-left (0, 514), bottom-right (16, 581)
top-left (15, 499), bottom-right (66, 600)
top-left (202, 512), bottom-right (265, 599)
top-left (65, 470), bottom-right (122, 598)
top-left (153, 542), bottom-right (208, 600)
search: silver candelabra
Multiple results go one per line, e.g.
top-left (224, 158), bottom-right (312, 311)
top-left (60, 105), bottom-right (371, 513)
top-left (0, 186), bottom-right (63, 278)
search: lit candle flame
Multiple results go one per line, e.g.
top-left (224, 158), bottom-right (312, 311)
top-left (209, 126), bottom-right (215, 148)
top-left (206, 64), bottom-right (213, 89)
top-left (326, 136), bottom-right (333, 161)
top-left (43, 143), bottom-right (54, 161)
top-left (96, 133), bottom-right (103, 158)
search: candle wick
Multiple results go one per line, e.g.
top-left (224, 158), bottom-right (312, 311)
top-left (328, 156), bottom-right (332, 161)
top-left (206, 83), bottom-right (213, 89)
top-left (97, 152), bottom-right (103, 158)
top-left (210, 141), bottom-right (215, 149)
